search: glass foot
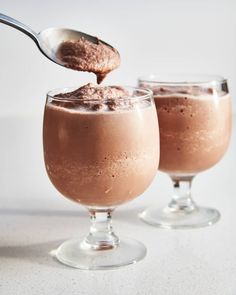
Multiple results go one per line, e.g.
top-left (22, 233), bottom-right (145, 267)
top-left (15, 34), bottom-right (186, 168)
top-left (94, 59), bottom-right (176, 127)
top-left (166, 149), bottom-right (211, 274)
top-left (139, 205), bottom-right (220, 229)
top-left (55, 237), bottom-right (146, 270)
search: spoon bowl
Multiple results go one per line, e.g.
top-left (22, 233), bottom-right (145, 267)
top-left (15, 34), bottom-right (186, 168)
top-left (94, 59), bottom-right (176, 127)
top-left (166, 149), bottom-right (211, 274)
top-left (0, 13), bottom-right (114, 68)
top-left (38, 27), bottom-right (104, 65)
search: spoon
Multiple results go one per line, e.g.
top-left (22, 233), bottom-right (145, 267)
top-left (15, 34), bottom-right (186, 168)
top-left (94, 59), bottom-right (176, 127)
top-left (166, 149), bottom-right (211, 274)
top-left (0, 13), bottom-right (114, 67)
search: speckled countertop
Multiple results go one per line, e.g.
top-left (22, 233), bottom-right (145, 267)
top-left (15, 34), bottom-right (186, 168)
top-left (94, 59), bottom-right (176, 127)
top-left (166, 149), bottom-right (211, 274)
top-left (0, 115), bottom-right (235, 295)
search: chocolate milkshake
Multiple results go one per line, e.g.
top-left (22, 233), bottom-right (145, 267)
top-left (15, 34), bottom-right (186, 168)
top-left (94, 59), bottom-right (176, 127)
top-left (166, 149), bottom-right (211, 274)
top-left (139, 83), bottom-right (232, 174)
top-left (43, 84), bottom-right (159, 207)
top-left (42, 27), bottom-right (159, 268)
top-left (56, 37), bottom-right (120, 84)
top-left (138, 75), bottom-right (232, 229)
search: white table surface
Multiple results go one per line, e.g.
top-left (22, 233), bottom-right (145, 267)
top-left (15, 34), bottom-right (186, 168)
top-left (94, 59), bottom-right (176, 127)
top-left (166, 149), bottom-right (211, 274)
top-left (0, 114), bottom-right (235, 295)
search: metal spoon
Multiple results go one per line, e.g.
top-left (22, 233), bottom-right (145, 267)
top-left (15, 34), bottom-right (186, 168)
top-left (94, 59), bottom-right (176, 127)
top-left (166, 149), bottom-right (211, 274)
top-left (0, 13), bottom-right (113, 67)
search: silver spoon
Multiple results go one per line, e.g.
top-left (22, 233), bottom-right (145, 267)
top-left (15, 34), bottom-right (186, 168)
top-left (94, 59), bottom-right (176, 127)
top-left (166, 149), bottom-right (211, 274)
top-left (0, 13), bottom-right (113, 67)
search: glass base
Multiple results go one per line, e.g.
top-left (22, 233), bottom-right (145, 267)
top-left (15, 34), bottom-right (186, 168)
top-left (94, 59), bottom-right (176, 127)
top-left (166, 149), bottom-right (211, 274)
top-left (139, 205), bottom-right (220, 229)
top-left (54, 237), bottom-right (146, 270)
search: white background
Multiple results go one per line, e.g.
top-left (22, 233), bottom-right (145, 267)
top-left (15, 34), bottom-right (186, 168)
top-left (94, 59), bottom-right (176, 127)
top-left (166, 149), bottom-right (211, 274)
top-left (0, 0), bottom-right (235, 115)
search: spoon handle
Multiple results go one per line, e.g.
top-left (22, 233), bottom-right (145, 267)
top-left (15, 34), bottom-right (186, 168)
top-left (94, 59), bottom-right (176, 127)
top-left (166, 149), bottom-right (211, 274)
top-left (0, 13), bottom-right (39, 44)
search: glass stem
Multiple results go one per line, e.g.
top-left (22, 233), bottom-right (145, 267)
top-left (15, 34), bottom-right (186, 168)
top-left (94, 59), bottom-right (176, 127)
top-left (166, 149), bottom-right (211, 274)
top-left (83, 209), bottom-right (120, 250)
top-left (168, 176), bottom-right (197, 212)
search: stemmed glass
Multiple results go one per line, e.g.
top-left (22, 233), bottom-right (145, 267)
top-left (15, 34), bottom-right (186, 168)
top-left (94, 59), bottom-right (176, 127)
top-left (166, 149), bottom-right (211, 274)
top-left (43, 86), bottom-right (159, 269)
top-left (138, 74), bottom-right (232, 229)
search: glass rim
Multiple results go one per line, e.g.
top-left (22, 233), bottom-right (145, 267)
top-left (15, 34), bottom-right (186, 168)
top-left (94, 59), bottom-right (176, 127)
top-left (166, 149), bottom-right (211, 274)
top-left (47, 85), bottom-right (153, 103)
top-left (138, 74), bottom-right (228, 86)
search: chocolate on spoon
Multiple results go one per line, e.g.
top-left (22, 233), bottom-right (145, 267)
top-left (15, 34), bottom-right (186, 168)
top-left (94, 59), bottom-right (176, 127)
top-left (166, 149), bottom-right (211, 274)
top-left (0, 13), bottom-right (120, 83)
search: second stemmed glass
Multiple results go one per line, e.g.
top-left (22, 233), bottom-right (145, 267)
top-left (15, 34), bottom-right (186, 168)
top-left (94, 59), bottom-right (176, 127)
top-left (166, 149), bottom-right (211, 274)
top-left (43, 86), bottom-right (159, 269)
top-left (138, 74), bottom-right (232, 229)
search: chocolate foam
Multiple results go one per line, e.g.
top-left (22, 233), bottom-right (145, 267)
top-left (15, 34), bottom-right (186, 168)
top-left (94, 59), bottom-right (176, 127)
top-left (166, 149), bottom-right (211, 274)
top-left (56, 37), bottom-right (120, 84)
top-left (139, 84), bottom-right (219, 97)
top-left (52, 83), bottom-right (130, 111)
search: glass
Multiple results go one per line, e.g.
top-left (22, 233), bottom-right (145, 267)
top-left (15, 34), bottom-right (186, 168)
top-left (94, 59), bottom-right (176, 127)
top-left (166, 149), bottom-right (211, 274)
top-left (138, 74), bottom-right (232, 229)
top-left (43, 86), bottom-right (159, 269)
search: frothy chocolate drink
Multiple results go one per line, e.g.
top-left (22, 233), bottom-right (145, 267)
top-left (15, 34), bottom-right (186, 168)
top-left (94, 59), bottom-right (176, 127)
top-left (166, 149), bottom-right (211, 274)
top-left (53, 83), bottom-right (130, 111)
top-left (140, 84), bottom-right (232, 174)
top-left (43, 84), bottom-right (159, 207)
top-left (56, 37), bottom-right (120, 84)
